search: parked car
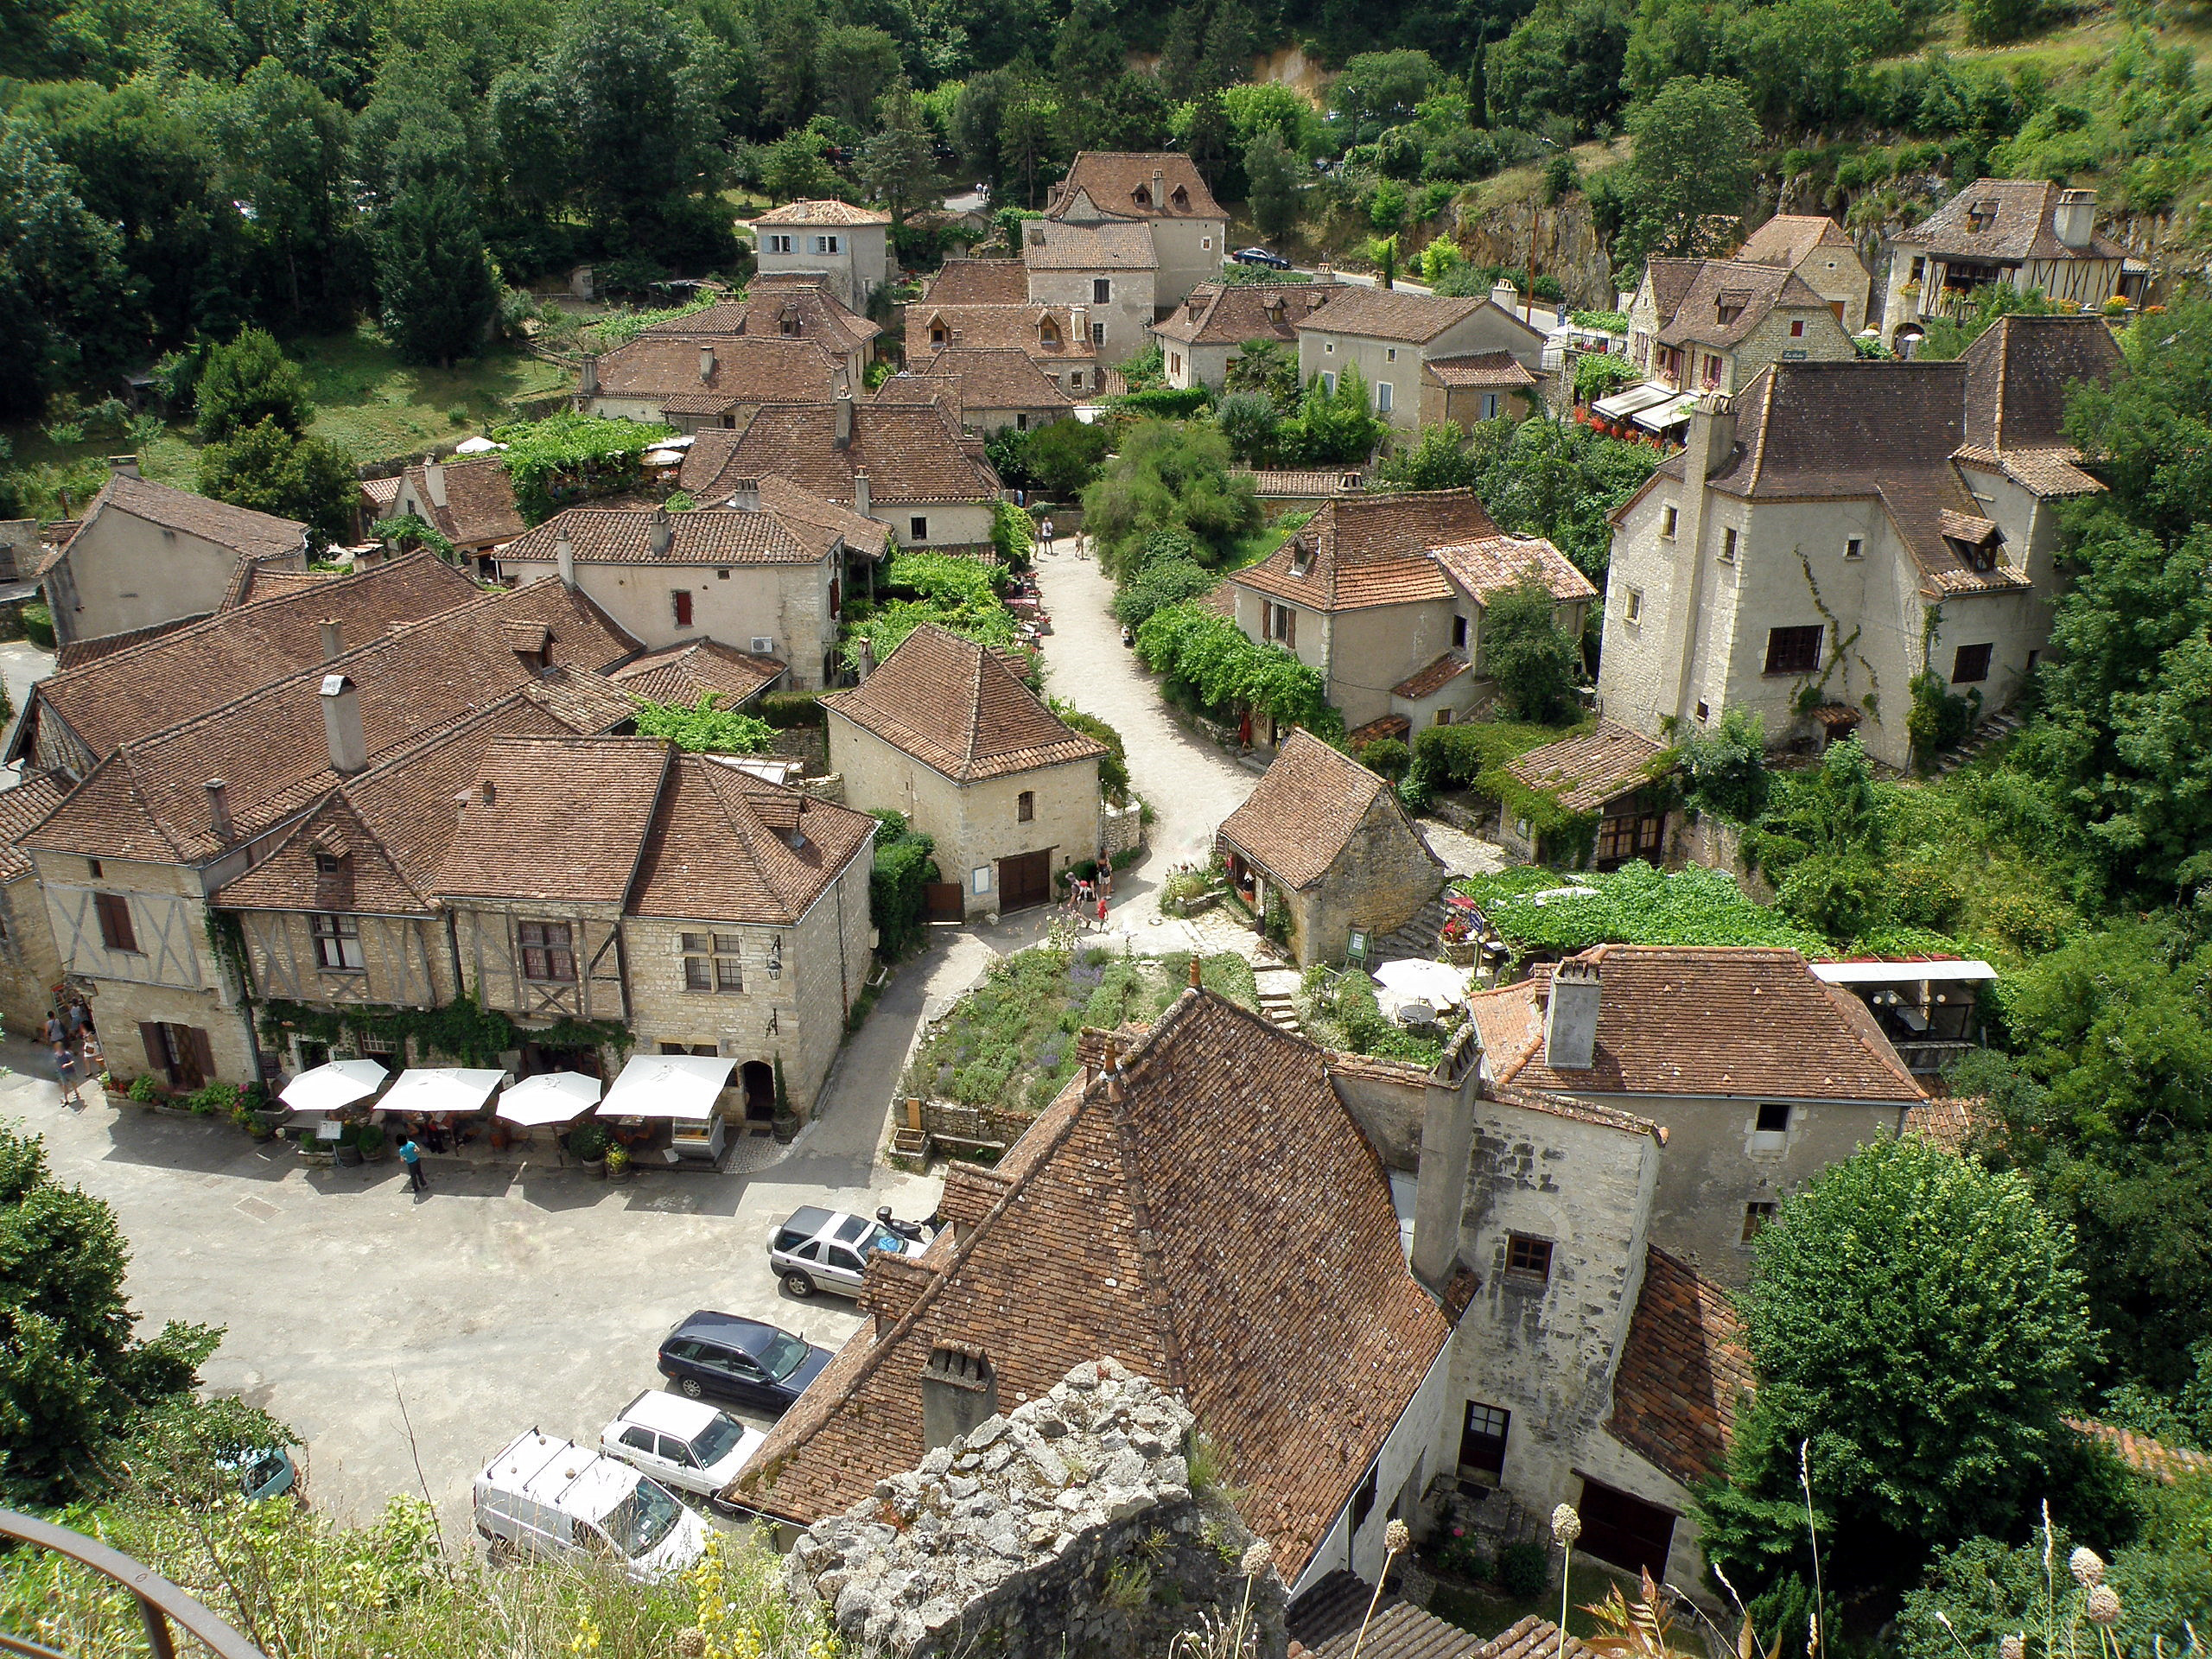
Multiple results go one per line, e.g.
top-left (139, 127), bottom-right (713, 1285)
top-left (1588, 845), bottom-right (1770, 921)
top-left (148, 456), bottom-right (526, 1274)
top-left (1231, 246), bottom-right (1293, 270)
top-left (600, 1389), bottom-right (766, 1513)
top-left (216, 1446), bottom-right (298, 1504)
top-left (656, 1311), bottom-right (834, 1413)
top-left (474, 1431), bottom-right (706, 1581)
top-left (767, 1205), bottom-right (926, 1300)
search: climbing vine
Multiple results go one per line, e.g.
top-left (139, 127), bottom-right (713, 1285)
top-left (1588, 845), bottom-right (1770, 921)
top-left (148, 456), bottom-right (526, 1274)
top-left (257, 995), bottom-right (632, 1069)
top-left (1792, 550), bottom-right (1864, 715)
top-left (1906, 604), bottom-right (1980, 770)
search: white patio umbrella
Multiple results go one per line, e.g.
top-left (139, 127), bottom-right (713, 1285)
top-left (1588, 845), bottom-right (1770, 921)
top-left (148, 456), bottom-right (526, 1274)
top-left (379, 1066), bottom-right (506, 1118)
top-left (497, 1071), bottom-right (603, 1127)
top-left (279, 1058), bottom-right (388, 1114)
top-left (1374, 957), bottom-right (1473, 1011)
top-left (597, 1053), bottom-right (735, 1120)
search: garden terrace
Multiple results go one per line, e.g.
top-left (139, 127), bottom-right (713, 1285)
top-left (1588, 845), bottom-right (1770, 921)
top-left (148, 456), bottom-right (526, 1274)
top-left (1452, 864), bottom-right (1829, 963)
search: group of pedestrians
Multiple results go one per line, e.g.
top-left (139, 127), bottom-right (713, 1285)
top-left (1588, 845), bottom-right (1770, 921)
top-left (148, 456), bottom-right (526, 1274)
top-left (45, 1000), bottom-right (99, 1109)
top-left (1066, 863), bottom-right (1115, 931)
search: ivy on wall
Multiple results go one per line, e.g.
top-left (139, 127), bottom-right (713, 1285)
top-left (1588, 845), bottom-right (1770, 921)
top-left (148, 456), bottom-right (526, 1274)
top-left (257, 994), bottom-right (632, 1069)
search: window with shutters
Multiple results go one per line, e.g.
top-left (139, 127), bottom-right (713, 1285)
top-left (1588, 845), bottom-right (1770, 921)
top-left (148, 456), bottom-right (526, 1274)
top-left (518, 920), bottom-right (575, 982)
top-left (672, 589), bottom-right (694, 627)
top-left (1092, 277), bottom-right (1111, 303)
top-left (1952, 643), bottom-right (1993, 683)
top-left (909, 516), bottom-right (929, 542)
top-left (312, 913), bottom-right (365, 970)
top-left (1016, 791), bottom-right (1034, 823)
top-left (94, 893), bottom-right (138, 953)
top-left (766, 233), bottom-right (794, 253)
top-left (1764, 625), bottom-right (1823, 675)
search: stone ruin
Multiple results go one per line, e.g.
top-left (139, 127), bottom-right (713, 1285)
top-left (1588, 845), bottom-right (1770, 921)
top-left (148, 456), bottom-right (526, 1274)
top-left (786, 1359), bottom-right (1291, 1659)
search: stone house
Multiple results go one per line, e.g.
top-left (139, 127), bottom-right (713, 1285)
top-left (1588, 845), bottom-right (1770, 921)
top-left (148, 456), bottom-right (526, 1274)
top-left (0, 773), bottom-right (68, 1034)
top-left (640, 273), bottom-right (880, 386)
top-left (679, 397), bottom-right (1003, 551)
top-left (890, 346), bottom-right (1075, 433)
top-left (1498, 721), bottom-right (1678, 868)
top-left (1215, 730), bottom-right (1444, 968)
top-left (904, 296), bottom-right (1110, 398)
top-left (1046, 151), bottom-right (1229, 307)
top-left (1419, 352), bottom-right (1541, 427)
top-left (746, 200), bottom-right (893, 313)
top-left (1294, 289), bottom-right (1548, 434)
top-left (1734, 213), bottom-right (1872, 334)
top-left (1464, 945), bottom-right (1924, 1279)
top-left (579, 334), bottom-right (845, 433)
top-left (32, 463), bottom-right (309, 652)
top-left (1020, 220), bottom-right (1158, 365)
top-left (1879, 181), bottom-right (2139, 352)
top-left (1626, 258), bottom-right (1857, 397)
top-left (1225, 491), bottom-right (1596, 732)
top-left (1596, 315), bottom-right (2123, 769)
top-left (493, 478), bottom-right (888, 688)
top-left (385, 454), bottom-right (524, 569)
top-left (823, 625), bottom-right (1105, 920)
top-left (1152, 281), bottom-right (1343, 391)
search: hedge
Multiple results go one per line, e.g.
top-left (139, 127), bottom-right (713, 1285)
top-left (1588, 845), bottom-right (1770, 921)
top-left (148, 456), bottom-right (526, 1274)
top-left (870, 813), bottom-right (940, 957)
top-left (757, 690), bottom-right (828, 728)
top-left (1134, 600), bottom-right (1342, 738)
top-left (1403, 721), bottom-right (1605, 859)
top-left (1106, 386), bottom-right (1213, 418)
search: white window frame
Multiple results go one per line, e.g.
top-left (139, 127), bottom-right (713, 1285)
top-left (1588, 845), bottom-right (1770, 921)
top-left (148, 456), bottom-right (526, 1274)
top-left (766, 233), bottom-right (793, 254)
top-left (1845, 537), bottom-right (1864, 560)
top-left (811, 234), bottom-right (841, 255)
top-left (311, 912), bottom-right (365, 972)
top-left (1321, 372), bottom-right (1337, 396)
top-left (1090, 322), bottom-right (1106, 346)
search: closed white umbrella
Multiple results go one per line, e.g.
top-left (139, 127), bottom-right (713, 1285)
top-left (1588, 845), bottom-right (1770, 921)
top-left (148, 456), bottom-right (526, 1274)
top-left (380, 1066), bottom-right (506, 1117)
top-left (497, 1071), bottom-right (603, 1126)
top-left (279, 1058), bottom-right (387, 1113)
top-left (1374, 957), bottom-right (1473, 1011)
top-left (597, 1054), bottom-right (735, 1120)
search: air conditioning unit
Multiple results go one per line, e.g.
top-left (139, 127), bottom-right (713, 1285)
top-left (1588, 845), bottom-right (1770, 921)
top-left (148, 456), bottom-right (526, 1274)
top-left (750, 636), bottom-right (776, 654)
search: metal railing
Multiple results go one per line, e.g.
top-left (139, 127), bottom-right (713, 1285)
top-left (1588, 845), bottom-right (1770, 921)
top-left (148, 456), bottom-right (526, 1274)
top-left (0, 1509), bottom-right (266, 1659)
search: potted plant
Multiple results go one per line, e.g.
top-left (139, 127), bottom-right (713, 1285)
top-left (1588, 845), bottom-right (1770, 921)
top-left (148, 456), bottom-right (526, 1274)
top-left (770, 1055), bottom-right (799, 1143)
top-left (356, 1123), bottom-right (387, 1163)
top-left (568, 1122), bottom-right (609, 1177)
top-left (125, 1073), bottom-right (166, 1109)
top-left (333, 1122), bottom-right (365, 1166)
top-left (606, 1143), bottom-right (632, 1184)
top-left (1440, 914), bottom-right (1477, 966)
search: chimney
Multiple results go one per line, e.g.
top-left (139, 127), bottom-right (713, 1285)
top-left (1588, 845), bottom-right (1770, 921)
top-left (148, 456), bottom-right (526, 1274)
top-left (107, 454), bottom-right (140, 479)
top-left (319, 673), bottom-right (367, 777)
top-left (859, 637), bottom-right (876, 679)
top-left (1491, 278), bottom-right (1519, 312)
top-left (317, 617), bottom-right (344, 661)
top-left (853, 470), bottom-right (871, 518)
top-left (699, 344), bottom-right (716, 382)
top-left (834, 390), bottom-right (855, 449)
top-left (1542, 957), bottom-right (1602, 1071)
top-left (2055, 188), bottom-right (2096, 251)
top-left (579, 353), bottom-right (599, 397)
top-left (1185, 295), bottom-right (1202, 320)
top-left (728, 477), bottom-right (761, 512)
top-left (1071, 304), bottom-right (1088, 342)
top-left (423, 461), bottom-right (448, 510)
top-left (204, 779), bottom-right (234, 843)
top-left (648, 506), bottom-right (673, 558)
top-left (1152, 167), bottom-right (1165, 201)
top-left (480, 779), bottom-right (496, 806)
top-left (1410, 1033), bottom-right (1478, 1288)
top-left (1683, 391), bottom-right (1738, 486)
top-left (920, 1344), bottom-right (998, 1451)
top-left (556, 534), bottom-right (575, 590)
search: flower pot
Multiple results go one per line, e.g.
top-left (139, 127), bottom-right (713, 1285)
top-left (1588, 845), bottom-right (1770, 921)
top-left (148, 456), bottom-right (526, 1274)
top-left (772, 1115), bottom-right (800, 1144)
top-left (607, 1161), bottom-right (632, 1184)
top-left (583, 1156), bottom-right (607, 1179)
top-left (334, 1142), bottom-right (363, 1166)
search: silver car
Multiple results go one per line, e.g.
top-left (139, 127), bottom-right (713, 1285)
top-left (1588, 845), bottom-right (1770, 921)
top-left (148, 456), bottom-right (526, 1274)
top-left (599, 1389), bottom-right (764, 1514)
top-left (768, 1205), bottom-right (924, 1298)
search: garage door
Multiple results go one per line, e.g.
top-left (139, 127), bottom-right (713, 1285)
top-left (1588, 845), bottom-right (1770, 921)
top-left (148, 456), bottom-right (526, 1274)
top-left (924, 882), bottom-right (965, 923)
top-left (1578, 1478), bottom-right (1676, 1580)
top-left (998, 849), bottom-right (1052, 912)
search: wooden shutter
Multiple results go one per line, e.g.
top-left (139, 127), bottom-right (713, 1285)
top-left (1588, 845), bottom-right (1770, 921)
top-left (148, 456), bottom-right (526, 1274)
top-left (95, 893), bottom-right (137, 952)
top-left (181, 1027), bottom-right (216, 1084)
top-left (139, 1022), bottom-right (169, 1073)
top-left (672, 589), bottom-right (693, 627)
top-left (1283, 607), bottom-right (1296, 649)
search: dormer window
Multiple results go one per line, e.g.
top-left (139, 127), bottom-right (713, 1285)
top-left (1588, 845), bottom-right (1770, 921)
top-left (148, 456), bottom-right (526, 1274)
top-left (1171, 185), bottom-right (1189, 208)
top-left (1132, 186), bottom-right (1151, 206)
top-left (1290, 543), bottom-right (1314, 577)
top-left (314, 852), bottom-right (344, 876)
top-left (930, 320), bottom-right (948, 346)
top-left (1967, 200), bottom-right (1999, 232)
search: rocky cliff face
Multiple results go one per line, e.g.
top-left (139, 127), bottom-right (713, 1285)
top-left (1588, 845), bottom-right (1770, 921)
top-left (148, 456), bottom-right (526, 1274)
top-left (1446, 196), bottom-right (1618, 310)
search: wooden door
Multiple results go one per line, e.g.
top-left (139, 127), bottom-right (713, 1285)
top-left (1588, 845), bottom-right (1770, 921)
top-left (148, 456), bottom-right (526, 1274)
top-left (924, 882), bottom-right (965, 923)
top-left (998, 849), bottom-right (1052, 912)
top-left (1578, 1478), bottom-right (1676, 1580)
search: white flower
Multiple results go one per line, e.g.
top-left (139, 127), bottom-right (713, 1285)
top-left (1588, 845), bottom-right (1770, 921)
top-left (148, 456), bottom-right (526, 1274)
top-left (2069, 1547), bottom-right (2106, 1588)
top-left (1385, 1519), bottom-right (1411, 1554)
top-left (2087, 1587), bottom-right (2122, 1629)
top-left (2000, 1636), bottom-right (2025, 1659)
top-left (1240, 1540), bottom-right (1273, 1578)
top-left (1551, 1504), bottom-right (1583, 1547)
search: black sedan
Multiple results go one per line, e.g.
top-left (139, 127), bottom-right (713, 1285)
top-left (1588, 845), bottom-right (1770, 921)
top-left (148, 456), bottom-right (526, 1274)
top-left (656, 1312), bottom-right (833, 1414)
top-left (1231, 246), bottom-right (1293, 270)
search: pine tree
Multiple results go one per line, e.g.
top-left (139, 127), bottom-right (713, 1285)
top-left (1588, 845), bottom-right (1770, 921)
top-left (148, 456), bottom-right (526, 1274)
top-left (857, 78), bottom-right (942, 229)
top-left (376, 179), bottom-right (499, 368)
top-left (194, 327), bottom-right (313, 443)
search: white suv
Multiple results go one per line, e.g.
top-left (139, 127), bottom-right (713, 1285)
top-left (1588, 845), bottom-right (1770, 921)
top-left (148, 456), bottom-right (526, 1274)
top-left (600, 1390), bottom-right (764, 1512)
top-left (768, 1205), bottom-right (925, 1298)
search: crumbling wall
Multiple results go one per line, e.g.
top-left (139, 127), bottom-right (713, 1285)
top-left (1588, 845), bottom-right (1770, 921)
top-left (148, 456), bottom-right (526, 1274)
top-left (787, 1360), bottom-right (1289, 1659)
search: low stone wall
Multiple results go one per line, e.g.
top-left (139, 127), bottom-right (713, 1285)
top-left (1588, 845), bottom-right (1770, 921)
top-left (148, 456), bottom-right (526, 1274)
top-left (788, 1360), bottom-right (1289, 1659)
top-left (1100, 799), bottom-right (1141, 861)
top-left (918, 1097), bottom-right (1031, 1149)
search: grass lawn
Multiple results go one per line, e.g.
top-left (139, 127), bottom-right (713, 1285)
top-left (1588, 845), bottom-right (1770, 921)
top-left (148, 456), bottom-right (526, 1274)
top-left (1225, 512), bottom-right (1306, 572)
top-left (291, 327), bottom-right (573, 463)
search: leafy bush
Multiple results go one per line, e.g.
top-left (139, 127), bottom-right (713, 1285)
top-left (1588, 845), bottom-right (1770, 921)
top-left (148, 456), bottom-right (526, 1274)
top-left (21, 603), bottom-right (54, 650)
top-left (1135, 601), bottom-right (1342, 739)
top-left (1679, 708), bottom-right (1770, 822)
top-left (1356, 737), bottom-right (1411, 782)
top-left (1907, 669), bottom-right (1980, 770)
top-left (1482, 575), bottom-right (1583, 723)
top-left (1052, 702), bottom-right (1130, 802)
top-left (756, 690), bottom-right (827, 728)
top-left (631, 694), bottom-right (776, 754)
top-left (1496, 1541), bottom-right (1548, 1598)
top-left (1083, 419), bottom-right (1260, 576)
top-left (1573, 350), bottom-right (1643, 404)
top-left (842, 551), bottom-right (1017, 671)
top-left (492, 412), bottom-right (672, 525)
top-left (1112, 556), bottom-right (1218, 630)
top-left (1107, 386), bottom-right (1212, 419)
top-left (870, 815), bottom-right (940, 958)
top-left (1458, 862), bottom-right (1829, 957)
top-left (990, 497), bottom-right (1035, 569)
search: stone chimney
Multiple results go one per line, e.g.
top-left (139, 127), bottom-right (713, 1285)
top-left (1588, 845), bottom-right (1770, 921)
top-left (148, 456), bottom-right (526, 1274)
top-left (556, 534), bottom-right (575, 590)
top-left (578, 353), bottom-right (599, 397)
top-left (919, 1343), bottom-right (998, 1451)
top-left (319, 673), bottom-right (367, 777)
top-left (834, 390), bottom-right (855, 449)
top-left (1491, 278), bottom-right (1518, 312)
top-left (317, 617), bottom-right (344, 661)
top-left (699, 344), bottom-right (716, 382)
top-left (1543, 957), bottom-right (1602, 1071)
top-left (648, 506), bottom-right (673, 557)
top-left (853, 470), bottom-right (871, 518)
top-left (423, 461), bottom-right (448, 510)
top-left (204, 779), bottom-right (234, 843)
top-left (2055, 188), bottom-right (2097, 251)
top-left (728, 477), bottom-right (761, 512)
top-left (1151, 167), bottom-right (1165, 202)
top-left (1411, 1026), bottom-right (1479, 1288)
top-left (106, 454), bottom-right (140, 479)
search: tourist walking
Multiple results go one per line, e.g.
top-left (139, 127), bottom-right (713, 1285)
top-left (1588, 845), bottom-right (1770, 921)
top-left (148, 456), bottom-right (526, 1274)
top-left (398, 1135), bottom-right (427, 1193)
top-left (54, 1038), bottom-right (81, 1108)
top-left (1039, 516), bottom-right (1055, 556)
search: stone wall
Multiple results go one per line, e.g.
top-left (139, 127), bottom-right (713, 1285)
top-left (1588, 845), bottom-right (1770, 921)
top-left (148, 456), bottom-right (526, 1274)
top-left (787, 1359), bottom-right (1289, 1659)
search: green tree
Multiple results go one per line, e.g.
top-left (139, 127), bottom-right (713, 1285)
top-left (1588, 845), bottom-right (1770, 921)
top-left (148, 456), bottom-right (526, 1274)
top-left (1214, 391), bottom-right (1279, 467)
top-left (1679, 707), bottom-right (1770, 821)
top-left (1018, 417), bottom-right (1113, 498)
top-left (1, 1122), bottom-right (216, 1505)
top-left (632, 694), bottom-right (775, 753)
top-left (857, 78), bottom-right (941, 227)
top-left (376, 178), bottom-right (498, 367)
top-left (0, 111), bottom-right (137, 419)
top-left (1277, 365), bottom-right (1389, 467)
top-left (1696, 1136), bottom-right (2094, 1627)
top-left (189, 60), bottom-right (353, 321)
top-left (1081, 418), bottom-right (1259, 576)
top-left (1225, 339), bottom-right (1300, 409)
top-left (759, 126), bottom-right (839, 200)
top-left (194, 327), bottom-right (312, 442)
top-left (1485, 0), bottom-right (1633, 134)
top-left (1243, 127), bottom-right (1302, 242)
top-left (1372, 423), bottom-right (1481, 492)
top-left (816, 25), bottom-right (901, 125)
top-left (198, 418), bottom-right (357, 547)
top-left (1474, 414), bottom-right (1659, 577)
top-left (1623, 75), bottom-right (1762, 258)
top-left (1481, 574), bottom-right (1581, 722)
top-left (1329, 49), bottom-right (1437, 143)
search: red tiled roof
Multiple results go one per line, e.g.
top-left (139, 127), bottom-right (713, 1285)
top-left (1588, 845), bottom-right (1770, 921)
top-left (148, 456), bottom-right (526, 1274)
top-left (1345, 714), bottom-right (1411, 747)
top-left (1901, 1095), bottom-right (1992, 1153)
top-left (679, 404), bottom-right (1000, 508)
top-left (609, 640), bottom-right (786, 707)
top-left (402, 454), bottom-right (524, 550)
top-left (1392, 653), bottom-right (1470, 700)
top-left (912, 259), bottom-right (1031, 307)
top-left (822, 624), bottom-right (1105, 783)
top-left (734, 989), bottom-right (1452, 1585)
top-left (1505, 721), bottom-right (1671, 812)
top-left (67, 473), bottom-right (306, 563)
top-left (1423, 351), bottom-right (1538, 390)
top-left (1052, 152), bottom-right (1226, 222)
top-left (748, 198), bottom-right (890, 226)
top-left (1218, 729), bottom-right (1436, 891)
top-left (1232, 491), bottom-right (1496, 613)
top-left (52, 617), bottom-right (206, 671)
top-left (1020, 219), bottom-right (1158, 270)
top-left (903, 302), bottom-right (1102, 365)
top-left (431, 736), bottom-right (671, 904)
top-left (0, 772), bottom-right (69, 882)
top-left (628, 755), bottom-right (874, 925)
top-left (1647, 257), bottom-right (1835, 351)
top-left (1736, 213), bottom-right (1857, 268)
top-left (1429, 535), bottom-right (1597, 604)
top-left (1893, 178), bottom-right (2127, 264)
top-left (1605, 1246), bottom-right (1755, 1486)
top-left (2065, 1418), bottom-right (2212, 1484)
top-left (503, 503), bottom-right (835, 567)
top-left (642, 279), bottom-right (880, 354)
top-left (901, 346), bottom-right (1074, 411)
top-left (591, 334), bottom-right (844, 408)
top-left (1153, 281), bottom-right (1343, 346)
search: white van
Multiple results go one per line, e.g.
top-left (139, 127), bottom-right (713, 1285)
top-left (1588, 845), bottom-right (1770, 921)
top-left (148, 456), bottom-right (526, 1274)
top-left (474, 1430), bottom-right (707, 1580)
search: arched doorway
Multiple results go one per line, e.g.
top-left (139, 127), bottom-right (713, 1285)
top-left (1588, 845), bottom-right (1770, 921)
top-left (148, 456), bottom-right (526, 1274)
top-left (741, 1059), bottom-right (775, 1120)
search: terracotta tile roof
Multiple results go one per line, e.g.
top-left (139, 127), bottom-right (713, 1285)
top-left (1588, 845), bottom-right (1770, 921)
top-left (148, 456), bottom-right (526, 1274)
top-left (213, 696), bottom-right (578, 914)
top-left (503, 504), bottom-right (836, 567)
top-left (431, 735), bottom-right (671, 903)
top-left (1646, 257), bottom-right (1834, 351)
top-left (1951, 445), bottom-right (2102, 498)
top-left (680, 404), bottom-right (1001, 508)
top-left (27, 553), bottom-right (480, 760)
top-left (1294, 288), bottom-right (1529, 346)
top-left (1605, 1246), bottom-right (1754, 1486)
top-left (642, 280), bottom-right (880, 353)
top-left (822, 624), bottom-right (1105, 783)
top-left (1153, 281), bottom-right (1344, 346)
top-left (1430, 535), bottom-right (1598, 604)
top-left (903, 302), bottom-right (1103, 365)
top-left (1345, 714), bottom-right (1411, 747)
top-left (22, 579), bottom-right (642, 864)
top-left (1287, 1571), bottom-right (1493, 1659)
top-left (52, 617), bottom-right (206, 671)
top-left (868, 372), bottom-right (963, 423)
top-left (1901, 1095), bottom-right (1992, 1152)
top-left (733, 989), bottom-right (1452, 1585)
top-left (913, 259), bottom-right (1031, 307)
top-left (229, 566), bottom-right (340, 606)
top-left (1468, 946), bottom-right (1923, 1103)
top-left (1218, 729), bottom-right (1437, 891)
top-left (402, 454), bottom-right (524, 549)
top-left (629, 755), bottom-right (874, 924)
top-left (1234, 469), bottom-right (1366, 498)
top-left (757, 474), bottom-right (890, 557)
top-left (361, 475), bottom-right (403, 515)
top-left (0, 772), bottom-right (69, 880)
top-left (1052, 152), bottom-right (1225, 221)
top-left (1736, 213), bottom-right (1857, 268)
top-left (1892, 179), bottom-right (2127, 263)
top-left (591, 334), bottom-right (843, 408)
top-left (902, 346), bottom-right (1074, 410)
top-left (748, 198), bottom-right (890, 226)
top-left (1232, 491), bottom-right (1497, 613)
top-left (1392, 652), bottom-right (1470, 700)
top-left (1423, 351), bottom-right (1538, 389)
top-left (610, 639), bottom-right (786, 707)
top-left (1476, 1617), bottom-right (1606, 1659)
top-left (1505, 721), bottom-right (1671, 812)
top-left (1020, 219), bottom-right (1158, 270)
top-left (2064, 1418), bottom-right (2212, 1484)
top-left (67, 473), bottom-right (307, 563)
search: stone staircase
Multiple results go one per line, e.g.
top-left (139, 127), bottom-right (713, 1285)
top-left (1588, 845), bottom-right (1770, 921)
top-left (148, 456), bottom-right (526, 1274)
top-left (1252, 966), bottom-right (1304, 1033)
top-left (1376, 893), bottom-right (1454, 962)
top-left (1930, 708), bottom-right (2024, 776)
